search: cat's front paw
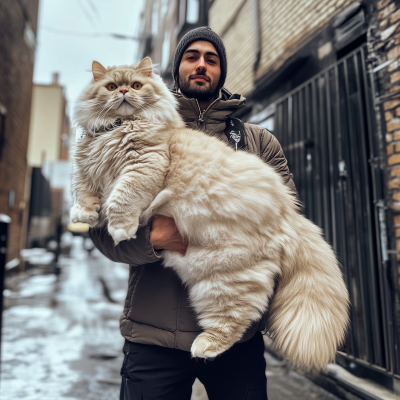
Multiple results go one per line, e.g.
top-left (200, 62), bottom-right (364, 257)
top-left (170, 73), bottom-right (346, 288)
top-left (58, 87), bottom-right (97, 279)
top-left (191, 332), bottom-right (231, 359)
top-left (108, 217), bottom-right (139, 245)
top-left (71, 203), bottom-right (99, 227)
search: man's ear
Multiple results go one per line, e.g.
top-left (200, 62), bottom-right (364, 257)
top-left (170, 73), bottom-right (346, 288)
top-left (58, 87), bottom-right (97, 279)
top-left (137, 57), bottom-right (152, 77)
top-left (92, 61), bottom-right (106, 80)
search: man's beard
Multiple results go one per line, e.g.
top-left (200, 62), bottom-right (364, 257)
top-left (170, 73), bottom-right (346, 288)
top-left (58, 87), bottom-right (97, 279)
top-left (179, 73), bottom-right (220, 102)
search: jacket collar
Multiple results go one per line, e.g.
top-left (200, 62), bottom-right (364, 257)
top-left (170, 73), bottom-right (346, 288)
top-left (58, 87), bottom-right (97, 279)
top-left (172, 88), bottom-right (246, 124)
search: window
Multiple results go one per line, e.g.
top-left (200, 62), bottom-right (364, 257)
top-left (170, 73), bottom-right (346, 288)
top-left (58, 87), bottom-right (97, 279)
top-left (258, 116), bottom-right (274, 132)
top-left (160, 0), bottom-right (169, 21)
top-left (248, 103), bottom-right (275, 133)
top-left (178, 0), bottom-right (186, 29)
top-left (161, 31), bottom-right (171, 72)
top-left (24, 22), bottom-right (36, 52)
top-left (178, 0), bottom-right (200, 28)
top-left (151, 0), bottom-right (159, 37)
top-left (186, 0), bottom-right (199, 24)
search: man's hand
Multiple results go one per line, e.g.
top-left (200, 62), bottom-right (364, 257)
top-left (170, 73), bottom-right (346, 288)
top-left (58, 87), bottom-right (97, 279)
top-left (150, 215), bottom-right (188, 255)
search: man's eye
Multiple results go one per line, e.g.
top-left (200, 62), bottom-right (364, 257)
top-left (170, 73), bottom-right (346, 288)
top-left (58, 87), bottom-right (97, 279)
top-left (207, 59), bottom-right (216, 64)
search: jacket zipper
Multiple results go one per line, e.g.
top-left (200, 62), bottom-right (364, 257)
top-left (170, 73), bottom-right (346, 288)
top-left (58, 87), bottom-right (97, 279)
top-left (195, 98), bottom-right (219, 122)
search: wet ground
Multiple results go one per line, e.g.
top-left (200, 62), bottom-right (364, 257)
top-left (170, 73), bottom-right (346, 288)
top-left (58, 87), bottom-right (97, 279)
top-left (1, 236), bottom-right (125, 400)
top-left (0, 236), bottom-right (340, 400)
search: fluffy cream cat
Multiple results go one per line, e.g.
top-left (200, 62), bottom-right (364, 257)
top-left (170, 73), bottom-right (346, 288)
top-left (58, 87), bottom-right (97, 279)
top-left (71, 58), bottom-right (349, 371)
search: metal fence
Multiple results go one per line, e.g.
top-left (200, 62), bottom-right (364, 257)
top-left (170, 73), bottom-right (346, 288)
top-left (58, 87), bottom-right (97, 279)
top-left (271, 46), bottom-right (399, 377)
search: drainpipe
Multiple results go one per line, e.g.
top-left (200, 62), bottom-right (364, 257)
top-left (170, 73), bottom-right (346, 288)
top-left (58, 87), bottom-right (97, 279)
top-left (253, 0), bottom-right (261, 71)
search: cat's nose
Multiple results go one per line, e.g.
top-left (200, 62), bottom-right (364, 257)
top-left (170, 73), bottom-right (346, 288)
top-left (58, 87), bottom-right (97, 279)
top-left (120, 89), bottom-right (128, 95)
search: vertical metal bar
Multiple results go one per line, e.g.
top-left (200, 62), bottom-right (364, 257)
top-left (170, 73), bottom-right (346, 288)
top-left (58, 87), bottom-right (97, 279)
top-left (354, 52), bottom-right (379, 364)
top-left (364, 47), bottom-right (396, 373)
top-left (288, 96), bottom-right (294, 185)
top-left (316, 80), bottom-right (324, 233)
top-left (344, 55), bottom-right (370, 362)
top-left (298, 89), bottom-right (307, 216)
top-left (365, 48), bottom-right (394, 373)
top-left (322, 70), bottom-right (337, 248)
top-left (278, 102), bottom-right (282, 143)
top-left (317, 76), bottom-right (327, 234)
top-left (343, 56), bottom-right (362, 359)
top-left (305, 84), bottom-right (317, 224)
top-left (335, 61), bottom-right (356, 357)
top-left (354, 50), bottom-right (386, 367)
top-left (311, 80), bottom-right (321, 227)
top-left (281, 101), bottom-right (287, 153)
top-left (296, 92), bottom-right (302, 202)
top-left (280, 101), bottom-right (286, 153)
top-left (293, 93), bottom-right (302, 202)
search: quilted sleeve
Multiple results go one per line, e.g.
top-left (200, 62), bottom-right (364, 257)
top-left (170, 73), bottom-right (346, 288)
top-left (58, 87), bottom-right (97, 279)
top-left (89, 223), bottom-right (162, 266)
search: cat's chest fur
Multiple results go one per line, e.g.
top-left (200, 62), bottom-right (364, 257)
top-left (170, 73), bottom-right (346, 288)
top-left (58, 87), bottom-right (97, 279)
top-left (77, 120), bottom-right (170, 192)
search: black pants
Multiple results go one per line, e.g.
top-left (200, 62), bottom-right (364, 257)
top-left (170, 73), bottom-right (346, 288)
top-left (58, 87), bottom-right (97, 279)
top-left (120, 332), bottom-right (268, 400)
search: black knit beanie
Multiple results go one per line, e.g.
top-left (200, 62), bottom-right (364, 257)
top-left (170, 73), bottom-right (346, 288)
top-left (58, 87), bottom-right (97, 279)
top-left (172, 27), bottom-right (227, 88)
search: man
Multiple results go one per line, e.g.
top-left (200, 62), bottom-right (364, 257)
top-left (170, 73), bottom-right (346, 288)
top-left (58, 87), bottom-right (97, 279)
top-left (90, 27), bottom-right (295, 400)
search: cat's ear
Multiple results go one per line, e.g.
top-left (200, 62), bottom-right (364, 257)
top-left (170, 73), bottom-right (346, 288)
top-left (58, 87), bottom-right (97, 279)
top-left (137, 57), bottom-right (152, 77)
top-left (92, 61), bottom-right (107, 80)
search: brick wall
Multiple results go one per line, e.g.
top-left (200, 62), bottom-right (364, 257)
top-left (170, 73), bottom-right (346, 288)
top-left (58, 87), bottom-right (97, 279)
top-left (375, 0), bottom-right (400, 287)
top-left (210, 0), bottom-right (254, 96)
top-left (209, 0), bottom-right (357, 96)
top-left (0, 0), bottom-right (39, 262)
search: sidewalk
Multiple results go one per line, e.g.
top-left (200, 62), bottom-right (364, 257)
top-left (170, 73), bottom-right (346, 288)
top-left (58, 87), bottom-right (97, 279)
top-left (1, 236), bottom-right (125, 400)
top-left (1, 236), bottom-right (340, 400)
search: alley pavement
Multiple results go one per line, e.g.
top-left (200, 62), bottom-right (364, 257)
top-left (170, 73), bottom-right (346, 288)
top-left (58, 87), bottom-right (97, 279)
top-left (1, 236), bottom-right (340, 400)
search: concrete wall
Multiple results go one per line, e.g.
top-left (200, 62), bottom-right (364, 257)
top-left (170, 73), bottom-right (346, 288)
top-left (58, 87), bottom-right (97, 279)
top-left (0, 0), bottom-right (39, 262)
top-left (27, 85), bottom-right (65, 167)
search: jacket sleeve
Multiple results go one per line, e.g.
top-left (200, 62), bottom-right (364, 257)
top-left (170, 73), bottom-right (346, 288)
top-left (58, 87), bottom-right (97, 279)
top-left (89, 223), bottom-right (162, 266)
top-left (259, 129), bottom-right (297, 193)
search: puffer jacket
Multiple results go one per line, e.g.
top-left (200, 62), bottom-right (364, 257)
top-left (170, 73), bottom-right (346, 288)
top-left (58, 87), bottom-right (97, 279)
top-left (89, 88), bottom-right (295, 351)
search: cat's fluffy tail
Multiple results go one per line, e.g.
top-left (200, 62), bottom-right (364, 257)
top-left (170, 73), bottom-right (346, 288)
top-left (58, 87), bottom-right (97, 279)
top-left (267, 216), bottom-right (349, 372)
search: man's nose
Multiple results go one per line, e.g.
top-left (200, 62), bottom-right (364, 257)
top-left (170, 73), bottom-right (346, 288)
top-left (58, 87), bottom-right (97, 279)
top-left (120, 89), bottom-right (128, 95)
top-left (196, 57), bottom-right (207, 72)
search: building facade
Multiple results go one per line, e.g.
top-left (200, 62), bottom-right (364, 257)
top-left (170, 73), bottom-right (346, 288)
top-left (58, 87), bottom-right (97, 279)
top-left (26, 73), bottom-right (71, 248)
top-left (0, 0), bottom-right (39, 263)
top-left (27, 73), bottom-right (71, 167)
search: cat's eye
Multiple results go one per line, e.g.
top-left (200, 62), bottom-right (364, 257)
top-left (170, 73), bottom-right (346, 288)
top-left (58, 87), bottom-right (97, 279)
top-left (132, 82), bottom-right (142, 90)
top-left (107, 83), bottom-right (117, 91)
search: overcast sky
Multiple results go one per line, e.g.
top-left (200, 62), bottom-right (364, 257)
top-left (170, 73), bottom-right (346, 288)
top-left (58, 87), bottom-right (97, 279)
top-left (33, 0), bottom-right (145, 119)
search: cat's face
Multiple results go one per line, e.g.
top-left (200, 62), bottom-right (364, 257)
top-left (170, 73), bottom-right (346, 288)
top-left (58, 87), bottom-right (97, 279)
top-left (75, 58), bottom-right (178, 132)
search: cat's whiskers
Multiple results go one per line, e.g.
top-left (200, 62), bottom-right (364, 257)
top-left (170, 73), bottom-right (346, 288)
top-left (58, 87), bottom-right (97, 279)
top-left (91, 100), bottom-right (118, 132)
top-left (90, 106), bottom-right (113, 131)
top-left (89, 103), bottom-right (113, 118)
top-left (95, 99), bottom-right (118, 125)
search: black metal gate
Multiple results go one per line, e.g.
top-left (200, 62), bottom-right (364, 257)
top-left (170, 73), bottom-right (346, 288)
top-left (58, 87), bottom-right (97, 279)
top-left (271, 46), bottom-right (399, 377)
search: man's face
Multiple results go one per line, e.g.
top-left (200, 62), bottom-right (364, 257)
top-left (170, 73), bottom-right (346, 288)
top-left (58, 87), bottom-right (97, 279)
top-left (178, 40), bottom-right (221, 102)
